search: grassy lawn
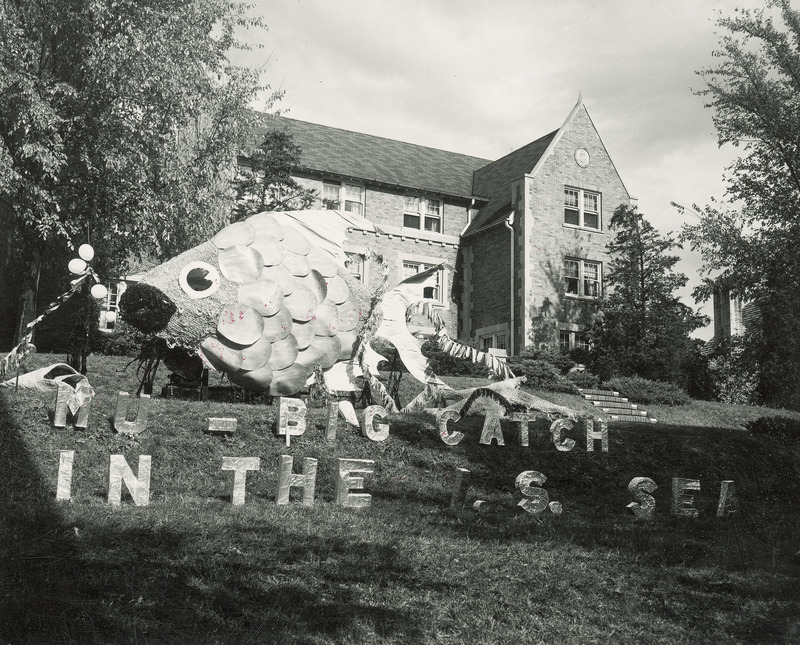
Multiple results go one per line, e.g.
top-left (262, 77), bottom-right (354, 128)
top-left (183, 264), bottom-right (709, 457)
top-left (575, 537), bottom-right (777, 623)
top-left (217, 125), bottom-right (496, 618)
top-left (1, 353), bottom-right (799, 644)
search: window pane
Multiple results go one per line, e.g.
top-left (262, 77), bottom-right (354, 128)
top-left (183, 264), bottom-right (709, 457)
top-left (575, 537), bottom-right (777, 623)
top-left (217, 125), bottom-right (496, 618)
top-left (583, 192), bottom-right (598, 212)
top-left (323, 182), bottom-right (340, 208)
top-left (564, 208), bottom-right (579, 225)
top-left (559, 332), bottom-right (571, 351)
top-left (426, 199), bottom-right (441, 216)
top-left (403, 262), bottom-right (419, 280)
top-left (583, 212), bottom-right (599, 229)
top-left (404, 213), bottom-right (420, 229)
top-left (345, 201), bottom-right (363, 216)
top-left (577, 334), bottom-right (590, 350)
top-left (482, 336), bottom-right (493, 350)
top-left (495, 334), bottom-right (506, 350)
top-left (564, 189), bottom-right (579, 208)
top-left (583, 263), bottom-right (599, 281)
top-left (564, 260), bottom-right (579, 278)
top-left (345, 184), bottom-right (362, 201)
top-left (404, 196), bottom-right (420, 213)
top-left (424, 216), bottom-right (440, 233)
top-left (345, 253), bottom-right (364, 282)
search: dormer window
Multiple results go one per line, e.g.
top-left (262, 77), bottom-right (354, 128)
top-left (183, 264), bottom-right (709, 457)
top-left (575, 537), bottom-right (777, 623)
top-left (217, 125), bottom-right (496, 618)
top-left (564, 187), bottom-right (601, 230)
top-left (403, 195), bottom-right (442, 233)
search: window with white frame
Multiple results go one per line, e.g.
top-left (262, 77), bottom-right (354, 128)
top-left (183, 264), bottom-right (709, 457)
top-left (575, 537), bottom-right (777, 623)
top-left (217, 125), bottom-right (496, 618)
top-left (402, 260), bottom-right (442, 302)
top-left (322, 181), bottom-right (364, 215)
top-left (480, 332), bottom-right (508, 356)
top-left (345, 252), bottom-right (365, 282)
top-left (564, 258), bottom-right (601, 298)
top-left (564, 187), bottom-right (601, 230)
top-left (403, 195), bottom-right (442, 232)
top-left (559, 330), bottom-right (590, 351)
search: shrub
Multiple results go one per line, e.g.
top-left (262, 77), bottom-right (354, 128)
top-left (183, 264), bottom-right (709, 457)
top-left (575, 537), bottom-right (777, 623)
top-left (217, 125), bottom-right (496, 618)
top-left (97, 321), bottom-right (150, 357)
top-left (505, 356), bottom-right (578, 394)
top-left (746, 416), bottom-right (800, 447)
top-left (604, 376), bottom-right (691, 405)
top-left (566, 370), bottom-right (600, 390)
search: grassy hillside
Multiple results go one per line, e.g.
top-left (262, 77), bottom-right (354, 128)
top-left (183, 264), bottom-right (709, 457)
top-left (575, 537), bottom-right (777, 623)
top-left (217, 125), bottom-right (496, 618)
top-left (1, 354), bottom-right (799, 644)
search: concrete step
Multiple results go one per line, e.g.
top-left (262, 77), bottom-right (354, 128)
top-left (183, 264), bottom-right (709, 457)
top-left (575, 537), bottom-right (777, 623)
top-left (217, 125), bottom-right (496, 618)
top-left (609, 415), bottom-right (657, 423)
top-left (591, 400), bottom-right (639, 410)
top-left (578, 388), bottom-right (620, 397)
top-left (601, 407), bottom-right (647, 417)
top-left (583, 394), bottom-right (628, 403)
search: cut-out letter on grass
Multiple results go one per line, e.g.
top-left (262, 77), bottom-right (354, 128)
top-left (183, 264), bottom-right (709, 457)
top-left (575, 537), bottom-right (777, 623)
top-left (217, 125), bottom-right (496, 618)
top-left (671, 478), bottom-right (700, 517)
top-left (480, 412), bottom-right (505, 446)
top-left (54, 381), bottom-right (93, 429)
top-left (277, 397), bottom-right (307, 447)
top-left (221, 456), bottom-right (260, 505)
top-left (509, 412), bottom-right (537, 447)
top-left (362, 405), bottom-right (390, 442)
top-left (114, 391), bottom-right (151, 435)
top-left (108, 455), bottom-right (151, 506)
top-left (436, 409), bottom-right (463, 445)
top-left (276, 455), bottom-right (318, 506)
top-left (550, 418), bottom-right (576, 452)
top-left (516, 470), bottom-right (550, 514)
top-left (585, 418), bottom-right (608, 452)
top-left (716, 480), bottom-right (738, 517)
top-left (56, 450), bottom-right (75, 501)
top-left (626, 477), bottom-right (657, 520)
top-left (335, 458), bottom-right (375, 508)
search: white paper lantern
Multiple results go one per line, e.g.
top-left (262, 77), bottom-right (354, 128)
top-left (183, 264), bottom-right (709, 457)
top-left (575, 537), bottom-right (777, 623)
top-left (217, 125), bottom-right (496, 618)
top-left (105, 310), bottom-right (117, 323)
top-left (68, 258), bottom-right (87, 275)
top-left (90, 283), bottom-right (108, 299)
top-left (78, 244), bottom-right (95, 262)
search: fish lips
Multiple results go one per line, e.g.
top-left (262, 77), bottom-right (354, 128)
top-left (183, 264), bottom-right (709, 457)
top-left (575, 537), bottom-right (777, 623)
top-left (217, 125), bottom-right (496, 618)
top-left (118, 283), bottom-right (178, 334)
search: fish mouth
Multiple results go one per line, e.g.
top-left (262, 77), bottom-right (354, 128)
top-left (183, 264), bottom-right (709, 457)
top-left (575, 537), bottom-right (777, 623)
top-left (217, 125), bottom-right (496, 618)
top-left (118, 283), bottom-right (178, 334)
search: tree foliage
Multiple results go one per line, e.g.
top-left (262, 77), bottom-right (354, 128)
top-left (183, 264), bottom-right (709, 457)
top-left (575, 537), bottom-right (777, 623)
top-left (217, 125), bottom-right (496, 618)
top-left (588, 205), bottom-right (708, 389)
top-left (679, 0), bottom-right (800, 408)
top-left (233, 128), bottom-right (317, 218)
top-left (0, 0), bottom-right (266, 343)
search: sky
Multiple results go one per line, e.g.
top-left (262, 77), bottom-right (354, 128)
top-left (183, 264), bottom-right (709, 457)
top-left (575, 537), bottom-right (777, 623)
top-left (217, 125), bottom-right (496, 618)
top-left (230, 0), bottom-right (774, 339)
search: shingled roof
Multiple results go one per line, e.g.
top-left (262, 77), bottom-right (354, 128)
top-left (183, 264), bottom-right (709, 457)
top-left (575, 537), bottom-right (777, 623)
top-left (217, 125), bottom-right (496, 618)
top-left (463, 130), bottom-right (558, 235)
top-left (250, 115), bottom-right (491, 199)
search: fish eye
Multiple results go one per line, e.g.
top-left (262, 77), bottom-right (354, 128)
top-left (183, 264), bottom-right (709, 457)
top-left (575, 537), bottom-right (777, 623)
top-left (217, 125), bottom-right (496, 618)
top-left (179, 261), bottom-right (221, 299)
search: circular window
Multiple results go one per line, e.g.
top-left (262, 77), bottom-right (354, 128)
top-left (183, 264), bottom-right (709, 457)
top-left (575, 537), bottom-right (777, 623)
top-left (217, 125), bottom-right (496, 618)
top-left (179, 261), bottom-right (221, 299)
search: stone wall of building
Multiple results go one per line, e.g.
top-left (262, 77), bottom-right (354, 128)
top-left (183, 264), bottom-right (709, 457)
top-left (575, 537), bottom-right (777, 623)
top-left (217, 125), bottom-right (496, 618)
top-left (524, 106), bottom-right (632, 348)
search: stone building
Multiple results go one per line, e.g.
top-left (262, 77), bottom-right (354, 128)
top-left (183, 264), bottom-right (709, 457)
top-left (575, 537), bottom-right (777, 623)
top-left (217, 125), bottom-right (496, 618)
top-left (248, 96), bottom-right (634, 357)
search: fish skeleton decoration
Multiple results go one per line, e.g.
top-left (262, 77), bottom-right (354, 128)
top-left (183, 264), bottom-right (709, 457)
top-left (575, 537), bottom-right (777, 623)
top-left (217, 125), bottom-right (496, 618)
top-left (118, 210), bottom-right (450, 397)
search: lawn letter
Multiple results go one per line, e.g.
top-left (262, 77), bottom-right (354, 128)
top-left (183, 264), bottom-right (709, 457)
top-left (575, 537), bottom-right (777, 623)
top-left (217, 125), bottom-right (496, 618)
top-left (221, 457), bottom-right (260, 505)
top-left (436, 409), bottom-right (464, 445)
top-left (54, 381), bottom-right (93, 429)
top-left (450, 467), bottom-right (471, 510)
top-left (114, 391), bottom-right (151, 436)
top-left (205, 418), bottom-right (237, 435)
top-left (516, 470), bottom-right (550, 514)
top-left (56, 450), bottom-right (75, 501)
top-left (585, 417), bottom-right (608, 452)
top-left (108, 455), bottom-right (151, 506)
top-left (335, 458), bottom-right (375, 508)
top-left (277, 397), bottom-right (306, 447)
top-left (671, 478), bottom-right (700, 517)
top-left (509, 412), bottom-right (538, 447)
top-left (716, 480), bottom-right (738, 517)
top-left (325, 398), bottom-right (339, 440)
top-left (550, 418), bottom-right (576, 452)
top-left (626, 477), bottom-right (658, 520)
top-left (276, 455), bottom-right (318, 506)
top-left (480, 412), bottom-right (505, 446)
top-left (362, 405), bottom-right (390, 441)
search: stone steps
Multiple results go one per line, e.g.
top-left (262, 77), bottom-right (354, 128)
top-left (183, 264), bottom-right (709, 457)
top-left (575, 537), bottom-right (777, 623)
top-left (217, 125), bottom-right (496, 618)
top-left (579, 388), bottom-right (657, 424)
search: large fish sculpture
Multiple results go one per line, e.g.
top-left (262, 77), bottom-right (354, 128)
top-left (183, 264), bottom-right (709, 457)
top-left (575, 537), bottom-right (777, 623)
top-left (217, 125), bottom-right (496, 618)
top-left (118, 210), bottom-right (452, 397)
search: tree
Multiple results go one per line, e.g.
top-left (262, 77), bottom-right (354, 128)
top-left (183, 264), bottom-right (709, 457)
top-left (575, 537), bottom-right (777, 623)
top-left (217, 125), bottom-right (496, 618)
top-left (0, 0), bottom-right (266, 348)
top-left (679, 0), bottom-right (800, 408)
top-left (588, 205), bottom-right (708, 389)
top-left (233, 128), bottom-right (317, 218)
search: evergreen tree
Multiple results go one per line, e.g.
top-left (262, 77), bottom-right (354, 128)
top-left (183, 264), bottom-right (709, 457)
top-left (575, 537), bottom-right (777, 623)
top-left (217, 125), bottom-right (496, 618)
top-left (589, 205), bottom-right (708, 389)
